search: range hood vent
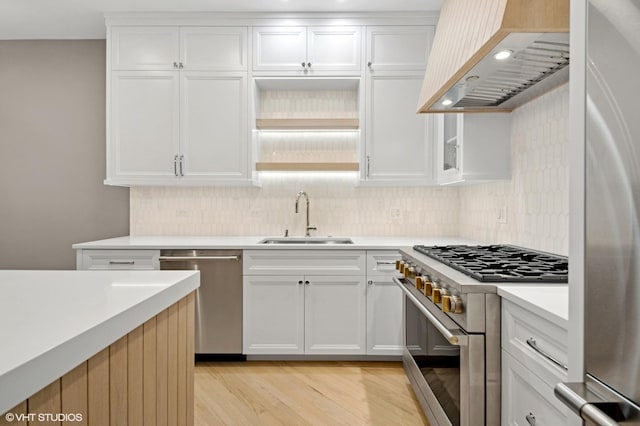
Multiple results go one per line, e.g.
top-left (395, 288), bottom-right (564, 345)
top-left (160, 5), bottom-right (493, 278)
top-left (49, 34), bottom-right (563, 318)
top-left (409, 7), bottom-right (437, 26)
top-left (417, 0), bottom-right (569, 113)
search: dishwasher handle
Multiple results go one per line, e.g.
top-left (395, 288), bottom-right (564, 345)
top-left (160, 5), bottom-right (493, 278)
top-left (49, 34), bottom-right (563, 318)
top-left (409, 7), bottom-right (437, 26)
top-left (159, 255), bottom-right (240, 262)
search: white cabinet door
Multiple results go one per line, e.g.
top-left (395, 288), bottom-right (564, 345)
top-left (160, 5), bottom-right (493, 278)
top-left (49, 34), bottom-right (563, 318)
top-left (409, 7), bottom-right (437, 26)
top-left (502, 350), bottom-right (568, 426)
top-left (436, 113), bottom-right (463, 184)
top-left (180, 27), bottom-right (247, 71)
top-left (180, 72), bottom-right (248, 181)
top-left (110, 26), bottom-right (180, 71)
top-left (243, 275), bottom-right (305, 355)
top-left (366, 26), bottom-right (433, 71)
top-left (252, 27), bottom-right (307, 72)
top-left (364, 73), bottom-right (433, 184)
top-left (366, 277), bottom-right (403, 355)
top-left (109, 71), bottom-right (180, 183)
top-left (304, 275), bottom-right (366, 355)
top-left (307, 26), bottom-right (361, 72)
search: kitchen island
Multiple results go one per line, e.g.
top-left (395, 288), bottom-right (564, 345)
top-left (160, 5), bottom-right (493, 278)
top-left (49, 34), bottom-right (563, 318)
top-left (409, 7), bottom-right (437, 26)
top-left (0, 270), bottom-right (199, 424)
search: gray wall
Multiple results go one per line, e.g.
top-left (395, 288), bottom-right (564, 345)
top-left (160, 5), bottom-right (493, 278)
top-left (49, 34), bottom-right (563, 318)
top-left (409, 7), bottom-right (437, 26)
top-left (0, 40), bottom-right (129, 269)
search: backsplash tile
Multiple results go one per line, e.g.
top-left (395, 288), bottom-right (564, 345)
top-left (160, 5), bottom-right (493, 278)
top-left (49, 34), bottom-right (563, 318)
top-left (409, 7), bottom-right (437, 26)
top-left (458, 84), bottom-right (569, 255)
top-left (130, 181), bottom-right (460, 237)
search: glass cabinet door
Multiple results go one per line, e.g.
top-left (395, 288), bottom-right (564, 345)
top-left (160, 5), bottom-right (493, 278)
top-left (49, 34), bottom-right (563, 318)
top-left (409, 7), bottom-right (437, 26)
top-left (442, 114), bottom-right (459, 172)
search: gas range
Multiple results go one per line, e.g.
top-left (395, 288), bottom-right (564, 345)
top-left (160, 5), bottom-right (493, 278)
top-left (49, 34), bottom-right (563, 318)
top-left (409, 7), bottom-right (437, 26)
top-left (412, 244), bottom-right (568, 283)
top-left (395, 244), bottom-right (568, 426)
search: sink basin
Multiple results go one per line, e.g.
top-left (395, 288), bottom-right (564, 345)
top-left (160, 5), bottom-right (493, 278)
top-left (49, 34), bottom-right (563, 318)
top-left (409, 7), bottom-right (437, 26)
top-left (259, 237), bottom-right (354, 245)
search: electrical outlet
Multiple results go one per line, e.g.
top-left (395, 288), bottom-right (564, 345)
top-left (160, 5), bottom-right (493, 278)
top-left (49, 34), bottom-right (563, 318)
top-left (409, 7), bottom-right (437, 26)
top-left (391, 207), bottom-right (402, 220)
top-left (497, 205), bottom-right (508, 224)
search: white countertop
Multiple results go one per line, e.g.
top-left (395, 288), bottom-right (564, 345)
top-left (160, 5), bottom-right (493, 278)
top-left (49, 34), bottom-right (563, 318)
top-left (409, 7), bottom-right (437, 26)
top-left (497, 284), bottom-right (569, 328)
top-left (72, 235), bottom-right (478, 250)
top-left (0, 270), bottom-right (200, 414)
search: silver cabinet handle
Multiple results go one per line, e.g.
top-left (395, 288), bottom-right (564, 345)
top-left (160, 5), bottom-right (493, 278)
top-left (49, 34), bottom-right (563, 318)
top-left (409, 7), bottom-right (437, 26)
top-left (109, 260), bottom-right (135, 265)
top-left (179, 154), bottom-right (184, 176)
top-left (525, 412), bottom-right (536, 425)
top-left (159, 256), bottom-right (240, 261)
top-left (526, 338), bottom-right (568, 371)
top-left (174, 154), bottom-right (179, 176)
top-left (376, 261), bottom-right (396, 265)
top-left (393, 277), bottom-right (467, 346)
top-left (366, 155), bottom-right (371, 177)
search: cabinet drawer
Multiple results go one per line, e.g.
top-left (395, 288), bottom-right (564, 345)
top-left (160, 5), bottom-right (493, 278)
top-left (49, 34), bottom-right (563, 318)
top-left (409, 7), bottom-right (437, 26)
top-left (80, 250), bottom-right (160, 270)
top-left (502, 350), bottom-right (568, 425)
top-left (502, 300), bottom-right (568, 384)
top-left (243, 250), bottom-right (365, 275)
top-left (366, 250), bottom-right (402, 276)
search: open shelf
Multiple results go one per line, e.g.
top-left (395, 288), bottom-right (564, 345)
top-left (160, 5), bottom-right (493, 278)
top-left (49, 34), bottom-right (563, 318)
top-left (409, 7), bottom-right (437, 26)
top-left (256, 118), bottom-right (359, 130)
top-left (255, 162), bottom-right (359, 172)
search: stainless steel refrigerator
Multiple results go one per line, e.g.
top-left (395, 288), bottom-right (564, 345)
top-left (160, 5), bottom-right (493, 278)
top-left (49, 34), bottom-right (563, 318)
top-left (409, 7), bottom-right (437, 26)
top-left (555, 1), bottom-right (640, 424)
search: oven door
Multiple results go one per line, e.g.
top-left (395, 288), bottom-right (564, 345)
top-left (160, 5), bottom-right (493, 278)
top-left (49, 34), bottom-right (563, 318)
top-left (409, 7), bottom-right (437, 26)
top-left (394, 278), bottom-right (485, 426)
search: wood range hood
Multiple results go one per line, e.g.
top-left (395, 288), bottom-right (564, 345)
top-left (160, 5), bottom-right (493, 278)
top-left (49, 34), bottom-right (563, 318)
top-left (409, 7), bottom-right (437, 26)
top-left (417, 0), bottom-right (569, 113)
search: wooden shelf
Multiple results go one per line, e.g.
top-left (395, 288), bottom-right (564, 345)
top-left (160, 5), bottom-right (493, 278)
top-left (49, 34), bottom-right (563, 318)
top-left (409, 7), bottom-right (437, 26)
top-left (256, 118), bottom-right (359, 130)
top-left (255, 162), bottom-right (359, 172)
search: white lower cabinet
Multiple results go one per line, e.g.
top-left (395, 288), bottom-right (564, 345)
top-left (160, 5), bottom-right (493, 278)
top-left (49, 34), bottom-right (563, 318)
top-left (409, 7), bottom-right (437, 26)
top-left (77, 249), bottom-right (160, 270)
top-left (243, 274), bottom-right (366, 355)
top-left (243, 250), bottom-right (366, 355)
top-left (501, 299), bottom-right (569, 425)
top-left (365, 250), bottom-right (403, 355)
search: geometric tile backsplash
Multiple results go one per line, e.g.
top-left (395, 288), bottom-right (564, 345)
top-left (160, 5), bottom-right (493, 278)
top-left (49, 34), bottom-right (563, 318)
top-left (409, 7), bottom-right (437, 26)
top-left (458, 84), bottom-right (569, 255)
top-left (130, 84), bottom-right (569, 255)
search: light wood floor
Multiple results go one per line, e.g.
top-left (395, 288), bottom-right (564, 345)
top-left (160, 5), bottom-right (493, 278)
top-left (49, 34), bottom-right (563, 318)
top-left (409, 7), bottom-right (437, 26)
top-left (194, 361), bottom-right (429, 426)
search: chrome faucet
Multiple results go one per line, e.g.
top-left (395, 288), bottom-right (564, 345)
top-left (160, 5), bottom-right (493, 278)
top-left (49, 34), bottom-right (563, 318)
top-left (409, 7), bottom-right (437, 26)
top-left (295, 191), bottom-right (317, 237)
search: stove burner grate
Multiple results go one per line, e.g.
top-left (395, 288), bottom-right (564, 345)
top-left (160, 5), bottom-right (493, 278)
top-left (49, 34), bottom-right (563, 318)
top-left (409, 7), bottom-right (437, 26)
top-left (413, 244), bottom-right (568, 283)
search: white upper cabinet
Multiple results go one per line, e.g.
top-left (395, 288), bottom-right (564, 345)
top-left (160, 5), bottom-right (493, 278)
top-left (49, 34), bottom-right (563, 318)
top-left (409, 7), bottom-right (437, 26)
top-left (110, 71), bottom-right (180, 180)
top-left (253, 26), bottom-right (361, 73)
top-left (362, 25), bottom-right (435, 185)
top-left (179, 72), bottom-right (248, 181)
top-left (110, 26), bottom-right (180, 70)
top-left (435, 113), bottom-right (511, 185)
top-left (110, 26), bottom-right (247, 71)
top-left (366, 26), bottom-right (433, 71)
top-left (180, 27), bottom-right (248, 71)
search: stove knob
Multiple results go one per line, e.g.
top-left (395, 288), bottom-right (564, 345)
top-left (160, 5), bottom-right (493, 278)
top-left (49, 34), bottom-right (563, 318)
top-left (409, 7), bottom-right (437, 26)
top-left (432, 288), bottom-right (442, 304)
top-left (399, 261), bottom-right (406, 274)
top-left (423, 280), bottom-right (433, 297)
top-left (442, 295), bottom-right (453, 312)
top-left (395, 260), bottom-right (402, 271)
top-left (415, 275), bottom-right (424, 290)
top-left (451, 296), bottom-right (464, 314)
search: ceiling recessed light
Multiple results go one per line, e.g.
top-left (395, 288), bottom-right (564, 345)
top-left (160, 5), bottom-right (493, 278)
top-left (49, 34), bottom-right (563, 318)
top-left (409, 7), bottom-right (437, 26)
top-left (441, 99), bottom-right (453, 106)
top-left (494, 50), bottom-right (513, 61)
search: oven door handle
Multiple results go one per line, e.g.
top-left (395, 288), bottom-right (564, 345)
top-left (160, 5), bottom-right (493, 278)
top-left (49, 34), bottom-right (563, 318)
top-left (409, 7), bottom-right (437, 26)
top-left (393, 277), bottom-right (467, 346)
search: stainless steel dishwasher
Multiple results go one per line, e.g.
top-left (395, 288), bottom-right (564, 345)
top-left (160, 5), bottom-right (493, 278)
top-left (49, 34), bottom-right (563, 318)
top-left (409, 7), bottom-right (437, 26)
top-left (159, 250), bottom-right (243, 359)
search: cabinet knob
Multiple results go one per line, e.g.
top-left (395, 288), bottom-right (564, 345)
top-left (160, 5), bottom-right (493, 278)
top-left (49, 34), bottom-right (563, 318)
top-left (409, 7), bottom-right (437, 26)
top-left (173, 61), bottom-right (178, 69)
top-left (305, 280), bottom-right (310, 285)
top-left (179, 62), bottom-right (184, 69)
top-left (367, 61), bottom-right (372, 68)
top-left (307, 62), bottom-right (311, 68)
top-left (301, 62), bottom-right (306, 68)
top-left (525, 412), bottom-right (536, 426)
top-left (368, 280), bottom-right (373, 286)
top-left (298, 280), bottom-right (303, 285)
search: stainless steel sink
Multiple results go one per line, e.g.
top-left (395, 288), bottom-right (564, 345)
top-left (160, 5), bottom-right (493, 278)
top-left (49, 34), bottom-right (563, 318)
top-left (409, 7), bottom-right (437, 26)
top-left (259, 237), bottom-right (354, 245)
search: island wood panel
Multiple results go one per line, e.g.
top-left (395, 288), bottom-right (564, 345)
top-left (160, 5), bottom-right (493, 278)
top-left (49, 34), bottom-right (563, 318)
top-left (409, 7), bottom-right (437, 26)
top-left (0, 293), bottom-right (195, 426)
top-left (417, 0), bottom-right (569, 113)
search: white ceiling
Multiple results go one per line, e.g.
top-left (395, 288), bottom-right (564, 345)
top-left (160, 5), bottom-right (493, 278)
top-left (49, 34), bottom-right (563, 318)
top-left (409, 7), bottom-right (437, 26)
top-left (0, 0), bottom-right (443, 40)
